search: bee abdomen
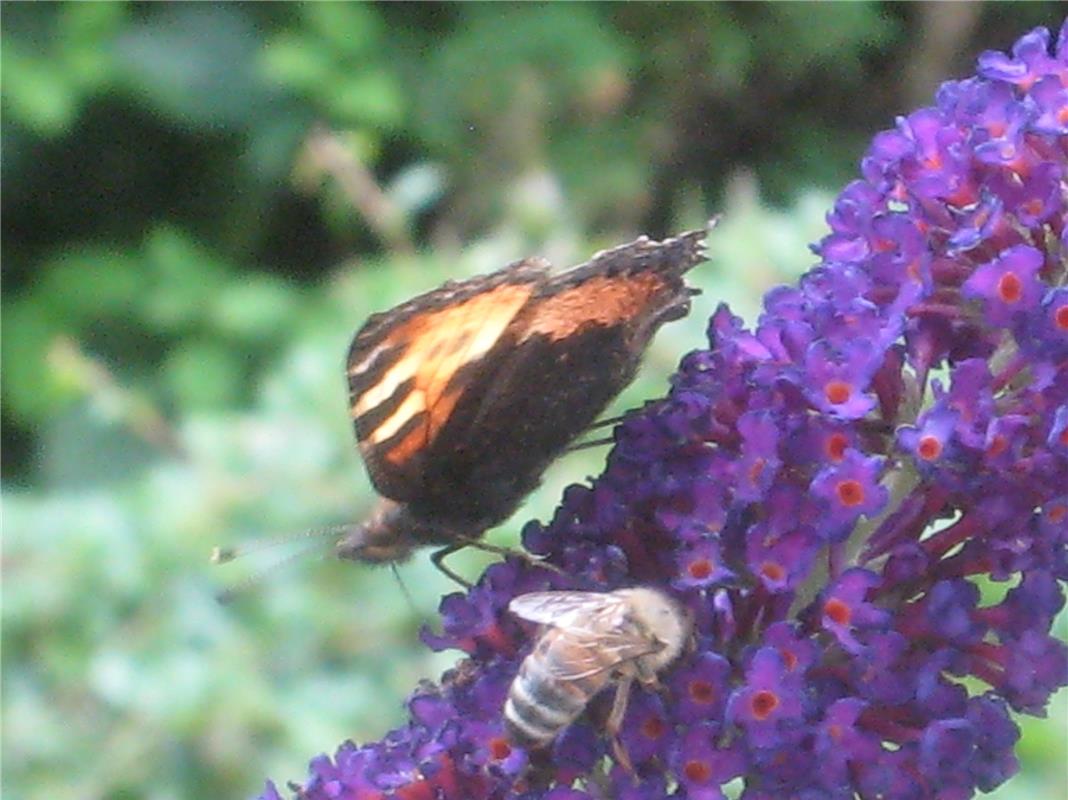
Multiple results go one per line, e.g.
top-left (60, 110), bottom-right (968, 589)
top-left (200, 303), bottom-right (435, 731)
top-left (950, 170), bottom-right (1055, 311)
top-left (504, 652), bottom-right (601, 748)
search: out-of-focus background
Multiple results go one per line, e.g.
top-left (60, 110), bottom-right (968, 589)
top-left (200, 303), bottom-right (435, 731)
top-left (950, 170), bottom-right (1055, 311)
top-left (3, 4), bottom-right (1065, 799)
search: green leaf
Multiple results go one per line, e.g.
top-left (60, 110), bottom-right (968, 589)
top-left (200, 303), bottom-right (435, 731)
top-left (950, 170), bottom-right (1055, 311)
top-left (35, 248), bottom-right (145, 321)
top-left (325, 69), bottom-right (405, 129)
top-left (162, 339), bottom-right (243, 410)
top-left (139, 227), bottom-right (228, 333)
top-left (299, 3), bottom-right (382, 56)
top-left (260, 33), bottom-right (335, 89)
top-left (56, 2), bottom-right (125, 91)
top-left (1, 45), bottom-right (80, 136)
top-left (208, 275), bottom-right (302, 342)
top-left (0, 299), bottom-right (70, 424)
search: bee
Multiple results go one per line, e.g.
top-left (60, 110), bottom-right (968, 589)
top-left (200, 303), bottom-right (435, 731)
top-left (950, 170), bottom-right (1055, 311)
top-left (504, 587), bottom-right (691, 769)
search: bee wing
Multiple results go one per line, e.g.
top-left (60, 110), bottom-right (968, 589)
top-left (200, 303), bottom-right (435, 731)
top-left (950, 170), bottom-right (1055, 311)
top-left (509, 591), bottom-right (631, 633)
top-left (542, 630), bottom-right (665, 681)
top-left (510, 590), bottom-right (666, 675)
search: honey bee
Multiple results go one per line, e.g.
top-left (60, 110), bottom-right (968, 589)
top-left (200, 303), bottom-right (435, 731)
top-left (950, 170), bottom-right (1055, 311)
top-left (504, 587), bottom-right (691, 769)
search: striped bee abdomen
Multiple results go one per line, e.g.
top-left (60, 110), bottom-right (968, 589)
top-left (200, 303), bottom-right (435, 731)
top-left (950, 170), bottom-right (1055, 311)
top-left (504, 630), bottom-right (614, 749)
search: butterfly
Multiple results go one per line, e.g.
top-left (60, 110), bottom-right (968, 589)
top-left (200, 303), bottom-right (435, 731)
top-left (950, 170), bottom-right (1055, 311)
top-left (335, 222), bottom-right (713, 584)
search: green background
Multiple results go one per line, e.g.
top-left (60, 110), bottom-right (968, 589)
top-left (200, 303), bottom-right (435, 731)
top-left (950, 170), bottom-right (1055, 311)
top-left (2, 4), bottom-right (1065, 799)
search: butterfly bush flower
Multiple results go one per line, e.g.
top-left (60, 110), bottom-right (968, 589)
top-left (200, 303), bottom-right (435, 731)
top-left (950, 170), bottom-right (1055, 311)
top-left (265, 22), bottom-right (1068, 800)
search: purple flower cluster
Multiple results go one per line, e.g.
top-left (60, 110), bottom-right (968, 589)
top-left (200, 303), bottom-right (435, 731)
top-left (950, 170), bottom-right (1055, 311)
top-left (265, 22), bottom-right (1068, 800)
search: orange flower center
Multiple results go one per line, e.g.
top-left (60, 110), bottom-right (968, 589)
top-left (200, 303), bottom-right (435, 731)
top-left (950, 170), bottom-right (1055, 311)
top-left (824, 597), bottom-right (852, 626)
top-left (836, 479), bottom-right (865, 507)
top-left (689, 680), bottom-right (715, 704)
top-left (825, 380), bottom-right (852, 405)
top-left (751, 690), bottom-right (780, 720)
top-left (641, 716), bottom-right (666, 740)
top-left (684, 760), bottom-right (712, 782)
top-left (986, 435), bottom-right (1008, 458)
top-left (489, 737), bottom-right (512, 760)
top-left (826, 432), bottom-right (848, 461)
top-left (760, 561), bottom-right (785, 582)
top-left (917, 435), bottom-right (942, 460)
top-left (748, 457), bottom-right (766, 482)
top-left (688, 559), bottom-right (713, 580)
top-left (1054, 304), bottom-right (1068, 331)
top-left (780, 648), bottom-right (798, 671)
top-left (997, 272), bottom-right (1023, 303)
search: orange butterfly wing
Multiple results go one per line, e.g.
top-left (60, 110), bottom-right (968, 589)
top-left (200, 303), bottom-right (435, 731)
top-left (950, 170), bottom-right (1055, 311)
top-left (346, 260), bottom-right (548, 502)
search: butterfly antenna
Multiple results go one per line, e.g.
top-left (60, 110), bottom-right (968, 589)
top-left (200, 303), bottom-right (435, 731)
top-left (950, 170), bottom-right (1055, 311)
top-left (389, 562), bottom-right (418, 616)
top-left (211, 524), bottom-right (351, 564)
top-left (212, 524), bottom-right (352, 605)
top-left (214, 537), bottom-right (330, 605)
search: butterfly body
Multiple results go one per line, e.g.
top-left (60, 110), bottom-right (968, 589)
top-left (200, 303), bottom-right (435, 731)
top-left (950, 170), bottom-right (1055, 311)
top-left (337, 225), bottom-right (712, 570)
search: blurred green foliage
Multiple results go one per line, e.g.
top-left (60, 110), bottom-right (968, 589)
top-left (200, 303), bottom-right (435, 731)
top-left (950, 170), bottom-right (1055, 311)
top-left (2, 4), bottom-right (1065, 799)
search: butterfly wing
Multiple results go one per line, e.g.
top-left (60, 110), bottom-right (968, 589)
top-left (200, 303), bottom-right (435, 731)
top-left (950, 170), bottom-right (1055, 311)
top-left (410, 227), bottom-right (709, 526)
top-left (347, 259), bottom-right (549, 502)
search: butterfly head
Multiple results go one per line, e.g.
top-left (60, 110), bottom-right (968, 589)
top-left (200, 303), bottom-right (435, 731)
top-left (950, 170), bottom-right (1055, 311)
top-left (334, 499), bottom-right (415, 564)
top-left (335, 498), bottom-right (472, 565)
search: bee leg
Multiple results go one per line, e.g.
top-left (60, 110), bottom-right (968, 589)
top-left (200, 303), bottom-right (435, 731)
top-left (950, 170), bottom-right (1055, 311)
top-left (638, 672), bottom-right (668, 698)
top-left (429, 544), bottom-right (474, 589)
top-left (606, 676), bottom-right (636, 777)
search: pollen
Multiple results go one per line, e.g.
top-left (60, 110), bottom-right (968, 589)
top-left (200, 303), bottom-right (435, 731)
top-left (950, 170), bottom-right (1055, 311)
top-left (996, 271), bottom-right (1023, 303)
top-left (917, 435), bottom-right (943, 460)
top-left (684, 759), bottom-right (712, 783)
top-left (835, 479), bottom-right (865, 507)
top-left (825, 380), bottom-right (853, 405)
top-left (689, 680), bottom-right (716, 704)
top-left (824, 597), bottom-right (852, 626)
top-left (751, 690), bottom-right (780, 720)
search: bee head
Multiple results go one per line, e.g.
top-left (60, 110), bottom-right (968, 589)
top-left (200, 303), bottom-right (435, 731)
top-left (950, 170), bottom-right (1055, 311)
top-left (617, 587), bottom-right (692, 671)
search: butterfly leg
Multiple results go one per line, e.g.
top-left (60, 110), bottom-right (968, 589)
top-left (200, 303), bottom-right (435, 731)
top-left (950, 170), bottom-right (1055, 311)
top-left (458, 538), bottom-right (566, 577)
top-left (431, 538), bottom-right (565, 587)
top-left (606, 675), bottom-right (636, 775)
top-left (429, 543), bottom-right (475, 588)
top-left (564, 435), bottom-right (615, 454)
top-left (585, 414), bottom-right (626, 431)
